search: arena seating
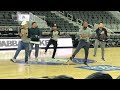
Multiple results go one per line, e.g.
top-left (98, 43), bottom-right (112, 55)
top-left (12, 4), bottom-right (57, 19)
top-left (0, 11), bottom-right (19, 37)
top-left (63, 11), bottom-right (120, 24)
top-left (0, 11), bottom-right (120, 47)
top-left (62, 11), bottom-right (120, 32)
top-left (0, 11), bottom-right (18, 26)
top-left (31, 11), bottom-right (79, 33)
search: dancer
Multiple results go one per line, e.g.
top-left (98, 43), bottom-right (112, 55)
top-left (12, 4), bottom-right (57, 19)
top-left (10, 21), bottom-right (30, 64)
top-left (29, 22), bottom-right (41, 61)
top-left (93, 22), bottom-right (108, 61)
top-left (70, 21), bottom-right (92, 66)
top-left (44, 24), bottom-right (60, 59)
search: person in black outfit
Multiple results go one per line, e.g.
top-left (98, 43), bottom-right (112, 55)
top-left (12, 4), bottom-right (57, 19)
top-left (45, 24), bottom-right (60, 59)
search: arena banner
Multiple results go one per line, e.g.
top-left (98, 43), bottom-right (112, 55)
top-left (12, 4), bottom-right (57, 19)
top-left (17, 13), bottom-right (30, 21)
top-left (0, 38), bottom-right (73, 49)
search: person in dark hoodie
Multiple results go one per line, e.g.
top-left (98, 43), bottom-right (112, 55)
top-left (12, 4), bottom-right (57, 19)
top-left (29, 22), bottom-right (41, 61)
top-left (44, 24), bottom-right (60, 59)
top-left (93, 22), bottom-right (108, 61)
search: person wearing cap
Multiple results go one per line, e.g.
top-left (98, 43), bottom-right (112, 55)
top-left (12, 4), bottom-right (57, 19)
top-left (29, 22), bottom-right (41, 61)
top-left (44, 24), bottom-right (60, 59)
top-left (10, 21), bottom-right (30, 64)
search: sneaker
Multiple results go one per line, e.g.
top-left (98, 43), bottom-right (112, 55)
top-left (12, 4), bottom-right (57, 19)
top-left (84, 61), bottom-right (89, 66)
top-left (10, 58), bottom-right (16, 63)
top-left (70, 57), bottom-right (73, 61)
top-left (101, 58), bottom-right (105, 61)
top-left (24, 61), bottom-right (30, 66)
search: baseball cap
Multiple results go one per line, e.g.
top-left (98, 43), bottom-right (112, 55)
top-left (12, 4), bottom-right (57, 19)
top-left (21, 21), bottom-right (27, 25)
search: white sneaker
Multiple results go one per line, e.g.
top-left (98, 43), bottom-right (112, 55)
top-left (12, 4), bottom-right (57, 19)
top-left (35, 57), bottom-right (38, 62)
top-left (24, 61), bottom-right (30, 66)
top-left (10, 58), bottom-right (16, 63)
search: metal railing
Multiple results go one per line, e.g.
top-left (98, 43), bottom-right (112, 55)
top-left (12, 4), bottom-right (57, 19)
top-left (16, 11), bottom-right (49, 28)
top-left (29, 12), bottom-right (49, 28)
top-left (0, 26), bottom-right (19, 31)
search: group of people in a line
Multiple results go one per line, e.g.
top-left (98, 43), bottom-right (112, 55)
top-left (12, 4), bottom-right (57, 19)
top-left (70, 21), bottom-right (108, 66)
top-left (10, 20), bottom-right (108, 66)
top-left (10, 21), bottom-right (60, 64)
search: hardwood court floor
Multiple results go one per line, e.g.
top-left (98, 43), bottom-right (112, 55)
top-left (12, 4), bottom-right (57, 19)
top-left (0, 47), bottom-right (120, 79)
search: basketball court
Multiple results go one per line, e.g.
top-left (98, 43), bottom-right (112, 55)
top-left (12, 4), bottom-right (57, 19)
top-left (0, 47), bottom-right (120, 79)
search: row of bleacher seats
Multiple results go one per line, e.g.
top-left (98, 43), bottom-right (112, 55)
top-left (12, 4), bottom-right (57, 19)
top-left (0, 11), bottom-right (18, 26)
top-left (1, 11), bottom-right (120, 32)
top-left (0, 26), bottom-right (19, 37)
top-left (31, 11), bottom-right (80, 32)
top-left (0, 11), bottom-right (119, 48)
top-left (0, 11), bottom-right (120, 38)
top-left (0, 25), bottom-right (51, 37)
top-left (61, 11), bottom-right (120, 32)
top-left (74, 34), bottom-right (120, 47)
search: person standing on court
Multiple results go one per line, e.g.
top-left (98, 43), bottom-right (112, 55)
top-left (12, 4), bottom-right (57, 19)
top-left (44, 24), bottom-right (60, 59)
top-left (29, 22), bottom-right (41, 61)
top-left (70, 21), bottom-right (92, 66)
top-left (10, 21), bottom-right (30, 64)
top-left (93, 22), bottom-right (108, 61)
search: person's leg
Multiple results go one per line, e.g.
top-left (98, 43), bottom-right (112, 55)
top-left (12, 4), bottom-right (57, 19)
top-left (29, 43), bottom-right (34, 58)
top-left (14, 41), bottom-right (23, 59)
top-left (11, 41), bottom-right (23, 62)
top-left (93, 39), bottom-right (99, 56)
top-left (45, 39), bottom-right (52, 53)
top-left (70, 40), bottom-right (84, 60)
top-left (35, 44), bottom-right (39, 61)
top-left (100, 41), bottom-right (106, 61)
top-left (24, 43), bottom-right (29, 63)
top-left (35, 44), bottom-right (39, 58)
top-left (83, 42), bottom-right (90, 65)
top-left (84, 43), bottom-right (90, 60)
top-left (52, 41), bottom-right (57, 59)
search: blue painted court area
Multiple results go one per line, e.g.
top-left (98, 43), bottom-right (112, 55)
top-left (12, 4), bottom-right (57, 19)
top-left (72, 58), bottom-right (95, 64)
top-left (76, 65), bottom-right (120, 71)
top-left (15, 58), bottom-right (95, 65)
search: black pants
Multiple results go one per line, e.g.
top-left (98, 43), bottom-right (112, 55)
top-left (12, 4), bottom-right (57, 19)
top-left (45, 39), bottom-right (57, 58)
top-left (29, 43), bottom-right (39, 58)
top-left (72, 40), bottom-right (90, 61)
